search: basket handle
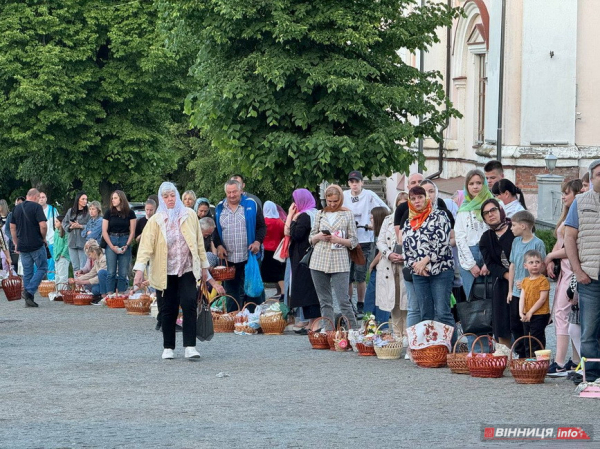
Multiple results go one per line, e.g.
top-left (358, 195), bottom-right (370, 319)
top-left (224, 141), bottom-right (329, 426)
top-left (452, 333), bottom-right (478, 354)
top-left (375, 321), bottom-right (392, 334)
top-left (509, 335), bottom-right (545, 363)
top-left (336, 314), bottom-right (351, 330)
top-left (471, 335), bottom-right (496, 354)
top-left (241, 301), bottom-right (258, 313)
top-left (218, 258), bottom-right (229, 268)
top-left (214, 294), bottom-right (240, 313)
top-left (310, 317), bottom-right (334, 332)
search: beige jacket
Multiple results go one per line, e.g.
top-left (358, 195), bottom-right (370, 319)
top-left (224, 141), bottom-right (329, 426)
top-left (133, 209), bottom-right (210, 290)
top-left (78, 254), bottom-right (107, 285)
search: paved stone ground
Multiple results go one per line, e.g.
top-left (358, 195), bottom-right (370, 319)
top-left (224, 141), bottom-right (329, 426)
top-left (0, 287), bottom-right (593, 449)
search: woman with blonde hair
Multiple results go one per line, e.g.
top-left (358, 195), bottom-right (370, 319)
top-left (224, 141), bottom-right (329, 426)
top-left (309, 185), bottom-right (359, 329)
top-left (73, 243), bottom-right (108, 304)
top-left (454, 169), bottom-right (494, 299)
top-left (182, 190), bottom-right (197, 209)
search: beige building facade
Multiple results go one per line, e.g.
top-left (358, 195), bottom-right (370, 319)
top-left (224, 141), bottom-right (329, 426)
top-left (408, 0), bottom-right (599, 191)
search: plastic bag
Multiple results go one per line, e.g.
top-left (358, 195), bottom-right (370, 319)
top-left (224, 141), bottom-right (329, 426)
top-left (244, 253), bottom-right (264, 298)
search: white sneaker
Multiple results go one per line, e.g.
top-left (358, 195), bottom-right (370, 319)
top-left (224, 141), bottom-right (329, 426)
top-left (184, 347), bottom-right (200, 359)
top-left (162, 348), bottom-right (174, 359)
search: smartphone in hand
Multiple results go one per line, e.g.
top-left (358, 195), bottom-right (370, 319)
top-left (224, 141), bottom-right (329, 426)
top-left (321, 229), bottom-right (331, 235)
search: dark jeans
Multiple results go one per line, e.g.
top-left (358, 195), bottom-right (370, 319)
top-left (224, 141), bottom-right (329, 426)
top-left (86, 270), bottom-right (108, 296)
top-left (579, 279), bottom-right (600, 381)
top-left (21, 246), bottom-right (48, 296)
top-left (105, 234), bottom-right (131, 293)
top-left (157, 272), bottom-right (198, 349)
top-left (522, 313), bottom-right (550, 356)
top-left (413, 269), bottom-right (456, 345)
top-left (511, 295), bottom-right (527, 357)
top-left (224, 260), bottom-right (264, 312)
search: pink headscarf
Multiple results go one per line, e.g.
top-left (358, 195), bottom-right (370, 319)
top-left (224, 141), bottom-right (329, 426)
top-left (292, 189), bottom-right (316, 214)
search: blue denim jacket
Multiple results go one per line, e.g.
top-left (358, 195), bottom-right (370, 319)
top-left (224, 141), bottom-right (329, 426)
top-left (81, 216), bottom-right (102, 243)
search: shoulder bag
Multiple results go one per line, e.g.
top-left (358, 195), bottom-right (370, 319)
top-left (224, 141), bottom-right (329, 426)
top-left (349, 244), bottom-right (365, 265)
top-left (196, 282), bottom-right (214, 342)
top-left (456, 275), bottom-right (493, 334)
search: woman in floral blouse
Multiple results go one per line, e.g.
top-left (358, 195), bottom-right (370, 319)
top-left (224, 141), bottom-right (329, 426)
top-left (309, 185), bottom-right (359, 329)
top-left (402, 186), bottom-right (455, 330)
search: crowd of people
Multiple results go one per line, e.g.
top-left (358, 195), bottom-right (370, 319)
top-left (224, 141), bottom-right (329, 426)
top-left (1, 163), bottom-right (599, 380)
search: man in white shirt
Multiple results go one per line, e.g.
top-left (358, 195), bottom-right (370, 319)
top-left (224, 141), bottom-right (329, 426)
top-left (343, 170), bottom-right (390, 316)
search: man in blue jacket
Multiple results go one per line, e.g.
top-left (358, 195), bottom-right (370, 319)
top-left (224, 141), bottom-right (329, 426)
top-left (214, 179), bottom-right (266, 311)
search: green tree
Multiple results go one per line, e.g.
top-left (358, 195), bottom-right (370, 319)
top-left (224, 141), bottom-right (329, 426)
top-left (0, 0), bottom-right (190, 208)
top-left (161, 0), bottom-right (462, 188)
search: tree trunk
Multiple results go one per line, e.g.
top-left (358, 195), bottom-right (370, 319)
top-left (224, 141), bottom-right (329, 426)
top-left (99, 180), bottom-right (121, 211)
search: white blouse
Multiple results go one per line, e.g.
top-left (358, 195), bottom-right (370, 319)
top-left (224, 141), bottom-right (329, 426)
top-left (454, 210), bottom-right (489, 270)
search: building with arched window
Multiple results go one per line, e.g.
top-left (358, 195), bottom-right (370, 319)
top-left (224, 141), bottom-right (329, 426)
top-left (398, 0), bottom-right (599, 192)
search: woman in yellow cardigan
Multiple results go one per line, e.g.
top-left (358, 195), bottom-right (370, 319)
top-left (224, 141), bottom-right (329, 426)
top-left (134, 182), bottom-right (210, 360)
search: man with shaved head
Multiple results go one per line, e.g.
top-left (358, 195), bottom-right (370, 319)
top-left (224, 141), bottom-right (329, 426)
top-left (10, 188), bottom-right (48, 307)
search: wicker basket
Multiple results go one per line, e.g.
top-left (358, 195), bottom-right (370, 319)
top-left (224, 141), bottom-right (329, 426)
top-left (211, 295), bottom-right (240, 333)
top-left (124, 294), bottom-right (152, 315)
top-left (105, 294), bottom-right (127, 309)
top-left (467, 335), bottom-right (508, 378)
top-left (60, 284), bottom-right (79, 305)
top-left (39, 280), bottom-right (55, 298)
top-left (447, 333), bottom-right (477, 374)
top-left (260, 312), bottom-right (287, 335)
top-left (2, 275), bottom-right (22, 301)
top-left (412, 345), bottom-right (449, 368)
top-left (355, 342), bottom-right (377, 356)
top-left (233, 302), bottom-right (259, 334)
top-left (326, 315), bottom-right (351, 351)
top-left (209, 259), bottom-right (236, 281)
top-left (308, 317), bottom-right (334, 349)
top-left (509, 335), bottom-right (549, 384)
top-left (73, 292), bottom-right (94, 306)
top-left (373, 322), bottom-right (403, 360)
top-left (333, 326), bottom-right (351, 352)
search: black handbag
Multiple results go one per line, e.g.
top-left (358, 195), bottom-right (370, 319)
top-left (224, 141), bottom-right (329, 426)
top-left (552, 258), bottom-right (561, 278)
top-left (401, 266), bottom-right (413, 282)
top-left (299, 246), bottom-right (314, 267)
top-left (196, 285), bottom-right (214, 342)
top-left (456, 276), bottom-right (493, 334)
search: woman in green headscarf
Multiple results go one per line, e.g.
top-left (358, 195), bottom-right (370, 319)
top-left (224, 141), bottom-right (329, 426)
top-left (454, 169), bottom-right (495, 298)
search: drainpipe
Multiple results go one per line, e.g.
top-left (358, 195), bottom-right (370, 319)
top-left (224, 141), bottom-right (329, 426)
top-left (428, 0), bottom-right (452, 180)
top-left (496, 0), bottom-right (506, 161)
top-left (417, 0), bottom-right (425, 174)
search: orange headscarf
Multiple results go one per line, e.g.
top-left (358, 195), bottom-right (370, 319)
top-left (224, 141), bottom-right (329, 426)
top-left (408, 197), bottom-right (433, 231)
top-left (323, 185), bottom-right (350, 213)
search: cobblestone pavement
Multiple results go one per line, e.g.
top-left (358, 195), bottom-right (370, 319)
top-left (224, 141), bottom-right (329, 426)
top-left (0, 287), bottom-right (593, 449)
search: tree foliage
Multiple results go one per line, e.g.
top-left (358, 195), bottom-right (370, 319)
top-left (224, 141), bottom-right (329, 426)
top-left (0, 0), bottom-right (191, 207)
top-left (161, 0), bottom-right (462, 187)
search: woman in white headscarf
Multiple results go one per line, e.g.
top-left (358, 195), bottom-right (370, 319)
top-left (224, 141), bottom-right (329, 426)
top-left (134, 182), bottom-right (210, 360)
top-left (261, 200), bottom-right (286, 298)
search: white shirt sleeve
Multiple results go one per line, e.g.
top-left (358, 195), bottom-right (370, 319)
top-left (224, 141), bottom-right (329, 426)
top-left (455, 211), bottom-right (477, 271)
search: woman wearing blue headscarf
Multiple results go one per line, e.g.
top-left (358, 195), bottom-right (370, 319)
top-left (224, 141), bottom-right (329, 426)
top-left (134, 182), bottom-right (210, 360)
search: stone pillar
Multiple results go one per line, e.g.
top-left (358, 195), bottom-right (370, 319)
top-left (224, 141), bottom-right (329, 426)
top-left (536, 174), bottom-right (564, 224)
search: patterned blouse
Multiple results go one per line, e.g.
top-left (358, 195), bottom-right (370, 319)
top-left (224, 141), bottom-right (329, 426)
top-left (308, 210), bottom-right (359, 274)
top-left (166, 217), bottom-right (193, 276)
top-left (402, 209), bottom-right (454, 276)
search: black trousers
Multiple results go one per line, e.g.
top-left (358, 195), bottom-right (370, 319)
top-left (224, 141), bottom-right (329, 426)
top-left (522, 313), bottom-right (550, 356)
top-left (157, 272), bottom-right (198, 349)
top-left (224, 260), bottom-right (263, 312)
top-left (510, 295), bottom-right (526, 357)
